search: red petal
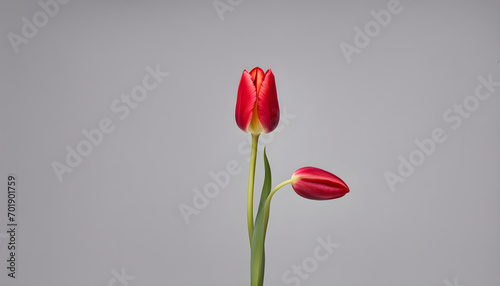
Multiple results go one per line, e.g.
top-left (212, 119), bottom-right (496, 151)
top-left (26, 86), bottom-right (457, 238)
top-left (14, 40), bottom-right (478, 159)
top-left (235, 70), bottom-right (257, 132)
top-left (291, 167), bottom-right (349, 200)
top-left (249, 67), bottom-right (265, 95)
top-left (257, 69), bottom-right (280, 133)
top-left (292, 180), bottom-right (348, 200)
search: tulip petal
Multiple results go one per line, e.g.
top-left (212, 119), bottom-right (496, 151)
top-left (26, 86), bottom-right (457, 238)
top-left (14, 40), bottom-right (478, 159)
top-left (235, 70), bottom-right (257, 132)
top-left (292, 167), bottom-right (349, 200)
top-left (249, 67), bottom-right (265, 95)
top-left (292, 180), bottom-right (348, 200)
top-left (293, 167), bottom-right (343, 181)
top-left (257, 69), bottom-right (280, 133)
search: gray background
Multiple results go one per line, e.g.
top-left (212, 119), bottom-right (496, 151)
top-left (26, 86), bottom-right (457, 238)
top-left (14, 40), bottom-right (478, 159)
top-left (1, 0), bottom-right (499, 285)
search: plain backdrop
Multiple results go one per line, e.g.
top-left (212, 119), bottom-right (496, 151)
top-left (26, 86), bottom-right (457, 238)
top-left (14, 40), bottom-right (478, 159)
top-left (1, 0), bottom-right (499, 285)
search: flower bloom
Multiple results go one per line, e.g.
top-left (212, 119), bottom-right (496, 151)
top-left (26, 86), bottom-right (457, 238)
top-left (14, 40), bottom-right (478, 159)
top-left (291, 167), bottom-right (349, 200)
top-left (235, 67), bottom-right (279, 135)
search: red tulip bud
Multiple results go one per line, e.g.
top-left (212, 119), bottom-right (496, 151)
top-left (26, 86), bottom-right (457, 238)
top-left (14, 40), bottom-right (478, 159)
top-left (235, 67), bottom-right (280, 135)
top-left (291, 167), bottom-right (349, 200)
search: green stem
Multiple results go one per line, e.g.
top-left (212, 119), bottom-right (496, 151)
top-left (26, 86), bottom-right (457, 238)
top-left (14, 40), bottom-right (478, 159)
top-left (247, 134), bottom-right (259, 245)
top-left (262, 179), bottom-right (295, 240)
top-left (250, 178), bottom-right (295, 286)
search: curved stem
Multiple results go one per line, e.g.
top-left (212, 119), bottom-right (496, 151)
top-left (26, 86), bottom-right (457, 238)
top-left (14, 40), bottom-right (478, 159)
top-left (250, 178), bottom-right (296, 286)
top-left (262, 179), bottom-right (295, 240)
top-left (247, 134), bottom-right (259, 245)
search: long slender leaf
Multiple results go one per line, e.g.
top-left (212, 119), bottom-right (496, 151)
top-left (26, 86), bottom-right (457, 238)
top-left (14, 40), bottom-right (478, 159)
top-left (251, 148), bottom-right (272, 286)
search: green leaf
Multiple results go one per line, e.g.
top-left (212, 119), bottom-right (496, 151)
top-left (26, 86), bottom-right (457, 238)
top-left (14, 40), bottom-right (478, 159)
top-left (250, 148), bottom-right (272, 286)
top-left (257, 148), bottom-right (272, 212)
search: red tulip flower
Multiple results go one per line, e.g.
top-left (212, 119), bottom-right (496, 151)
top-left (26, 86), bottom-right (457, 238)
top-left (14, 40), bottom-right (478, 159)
top-left (291, 167), bottom-right (349, 200)
top-left (235, 67), bottom-right (279, 135)
top-left (254, 166), bottom-right (349, 285)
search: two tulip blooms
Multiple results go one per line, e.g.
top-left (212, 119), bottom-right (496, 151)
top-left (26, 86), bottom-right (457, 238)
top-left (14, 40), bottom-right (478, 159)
top-left (235, 67), bottom-right (349, 286)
